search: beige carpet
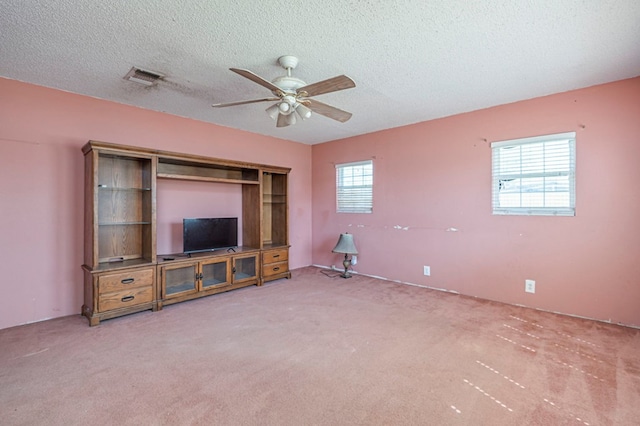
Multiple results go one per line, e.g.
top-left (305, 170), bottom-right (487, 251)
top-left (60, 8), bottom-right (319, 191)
top-left (1, 266), bottom-right (639, 425)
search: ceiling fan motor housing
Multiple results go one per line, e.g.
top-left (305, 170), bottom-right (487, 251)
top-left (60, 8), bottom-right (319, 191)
top-left (271, 55), bottom-right (306, 95)
top-left (271, 76), bottom-right (306, 93)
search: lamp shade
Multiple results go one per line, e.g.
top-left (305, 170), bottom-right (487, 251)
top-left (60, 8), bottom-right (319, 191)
top-left (266, 104), bottom-right (280, 120)
top-left (332, 233), bottom-right (358, 255)
top-left (296, 103), bottom-right (312, 120)
top-left (285, 112), bottom-right (297, 125)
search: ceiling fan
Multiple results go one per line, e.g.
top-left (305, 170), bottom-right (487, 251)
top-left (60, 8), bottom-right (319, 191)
top-left (212, 55), bottom-right (356, 128)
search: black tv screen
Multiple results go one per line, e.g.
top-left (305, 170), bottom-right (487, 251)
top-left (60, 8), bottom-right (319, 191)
top-left (183, 217), bottom-right (238, 254)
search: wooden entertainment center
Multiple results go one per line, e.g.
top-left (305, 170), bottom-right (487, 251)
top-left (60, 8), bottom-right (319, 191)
top-left (81, 141), bottom-right (291, 326)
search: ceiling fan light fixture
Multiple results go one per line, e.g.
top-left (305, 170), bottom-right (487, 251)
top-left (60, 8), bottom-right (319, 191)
top-left (266, 104), bottom-right (280, 120)
top-left (276, 94), bottom-right (298, 115)
top-left (296, 103), bottom-right (312, 120)
top-left (285, 112), bottom-right (297, 125)
top-left (278, 102), bottom-right (291, 114)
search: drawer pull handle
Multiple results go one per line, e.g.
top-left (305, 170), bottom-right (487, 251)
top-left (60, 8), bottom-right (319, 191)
top-left (273, 254), bottom-right (280, 258)
top-left (121, 278), bottom-right (135, 284)
top-left (273, 267), bottom-right (280, 271)
top-left (121, 295), bottom-right (135, 302)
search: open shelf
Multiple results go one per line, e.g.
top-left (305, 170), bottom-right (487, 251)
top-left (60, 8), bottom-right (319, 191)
top-left (158, 158), bottom-right (259, 184)
top-left (262, 172), bottom-right (288, 247)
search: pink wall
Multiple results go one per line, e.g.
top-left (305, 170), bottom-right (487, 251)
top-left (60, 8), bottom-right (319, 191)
top-left (312, 77), bottom-right (640, 328)
top-left (0, 77), bottom-right (312, 330)
top-left (156, 180), bottom-right (243, 255)
top-left (2, 76), bottom-right (638, 330)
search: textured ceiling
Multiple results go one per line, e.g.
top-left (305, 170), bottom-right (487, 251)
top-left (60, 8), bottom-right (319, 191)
top-left (2, 1), bottom-right (640, 145)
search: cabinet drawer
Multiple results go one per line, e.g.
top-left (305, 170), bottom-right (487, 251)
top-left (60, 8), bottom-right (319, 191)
top-left (262, 261), bottom-right (289, 278)
top-left (98, 268), bottom-right (154, 294)
top-left (263, 249), bottom-right (288, 264)
top-left (98, 286), bottom-right (153, 312)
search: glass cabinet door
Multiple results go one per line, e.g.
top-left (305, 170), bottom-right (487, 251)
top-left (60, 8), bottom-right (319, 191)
top-left (163, 264), bottom-right (198, 297)
top-left (201, 259), bottom-right (231, 290)
top-left (233, 255), bottom-right (257, 283)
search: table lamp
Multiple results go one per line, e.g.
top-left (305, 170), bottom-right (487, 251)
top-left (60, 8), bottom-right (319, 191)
top-left (332, 233), bottom-right (358, 278)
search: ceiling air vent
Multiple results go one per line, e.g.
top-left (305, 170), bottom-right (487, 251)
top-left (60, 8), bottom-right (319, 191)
top-left (124, 67), bottom-right (164, 86)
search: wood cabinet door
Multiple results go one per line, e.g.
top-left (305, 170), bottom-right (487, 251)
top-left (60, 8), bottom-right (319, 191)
top-left (232, 254), bottom-right (258, 283)
top-left (200, 258), bottom-right (231, 290)
top-left (161, 263), bottom-right (198, 298)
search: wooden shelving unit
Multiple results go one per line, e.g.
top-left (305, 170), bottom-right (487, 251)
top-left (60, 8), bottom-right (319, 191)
top-left (81, 141), bottom-right (290, 326)
top-left (261, 170), bottom-right (291, 283)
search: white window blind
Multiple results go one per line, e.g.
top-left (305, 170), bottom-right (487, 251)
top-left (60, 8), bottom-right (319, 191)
top-left (492, 132), bottom-right (576, 216)
top-left (336, 160), bottom-right (373, 213)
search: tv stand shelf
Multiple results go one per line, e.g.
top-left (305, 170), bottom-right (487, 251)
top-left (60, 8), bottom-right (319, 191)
top-left (81, 141), bottom-right (290, 326)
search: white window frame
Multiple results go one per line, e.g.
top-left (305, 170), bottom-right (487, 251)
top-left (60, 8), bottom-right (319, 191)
top-left (336, 160), bottom-right (373, 213)
top-left (492, 132), bottom-right (576, 216)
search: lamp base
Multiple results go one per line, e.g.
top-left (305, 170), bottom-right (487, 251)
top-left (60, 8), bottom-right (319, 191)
top-left (340, 256), bottom-right (352, 279)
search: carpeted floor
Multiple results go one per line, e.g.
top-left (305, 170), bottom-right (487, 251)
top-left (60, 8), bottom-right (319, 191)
top-left (1, 266), bottom-right (639, 425)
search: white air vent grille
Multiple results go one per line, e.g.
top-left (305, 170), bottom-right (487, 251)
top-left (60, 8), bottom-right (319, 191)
top-left (124, 67), bottom-right (164, 86)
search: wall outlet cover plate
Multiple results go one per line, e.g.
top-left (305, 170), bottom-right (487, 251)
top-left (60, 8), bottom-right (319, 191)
top-left (525, 279), bottom-right (536, 293)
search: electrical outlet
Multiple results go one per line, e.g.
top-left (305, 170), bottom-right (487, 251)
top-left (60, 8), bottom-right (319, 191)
top-left (423, 266), bottom-right (431, 276)
top-left (525, 279), bottom-right (535, 293)
top-left (351, 255), bottom-right (357, 265)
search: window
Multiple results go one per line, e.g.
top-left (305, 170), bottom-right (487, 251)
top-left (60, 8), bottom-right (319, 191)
top-left (336, 160), bottom-right (373, 213)
top-left (492, 132), bottom-right (576, 216)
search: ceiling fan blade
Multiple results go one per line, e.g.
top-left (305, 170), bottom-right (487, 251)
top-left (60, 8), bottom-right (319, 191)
top-left (230, 68), bottom-right (283, 94)
top-left (276, 113), bottom-right (290, 128)
top-left (212, 97), bottom-right (279, 108)
top-left (305, 99), bottom-right (353, 122)
top-left (298, 75), bottom-right (355, 97)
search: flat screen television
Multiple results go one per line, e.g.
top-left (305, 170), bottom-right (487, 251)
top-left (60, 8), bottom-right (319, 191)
top-left (183, 217), bottom-right (238, 254)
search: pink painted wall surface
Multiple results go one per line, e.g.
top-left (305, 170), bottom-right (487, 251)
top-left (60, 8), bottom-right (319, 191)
top-left (156, 180), bottom-right (243, 255)
top-left (0, 77), bottom-right (312, 330)
top-left (312, 77), bottom-right (640, 328)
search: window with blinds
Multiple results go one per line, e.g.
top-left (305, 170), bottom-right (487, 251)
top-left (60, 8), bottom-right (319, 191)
top-left (492, 132), bottom-right (576, 216)
top-left (336, 160), bottom-right (373, 213)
